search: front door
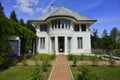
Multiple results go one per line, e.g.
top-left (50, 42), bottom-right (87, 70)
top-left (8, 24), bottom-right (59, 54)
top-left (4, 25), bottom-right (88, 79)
top-left (58, 37), bottom-right (64, 52)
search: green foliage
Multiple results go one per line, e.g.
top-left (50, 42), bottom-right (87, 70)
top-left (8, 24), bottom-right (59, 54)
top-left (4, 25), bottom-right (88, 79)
top-left (30, 65), bottom-right (43, 80)
top-left (73, 58), bottom-right (77, 66)
top-left (9, 10), bottom-right (18, 22)
top-left (41, 60), bottom-right (48, 72)
top-left (77, 66), bottom-right (99, 80)
top-left (92, 27), bottom-right (120, 51)
top-left (68, 54), bottom-right (73, 60)
top-left (67, 55), bottom-right (104, 61)
top-left (0, 65), bottom-right (52, 80)
top-left (22, 55), bottom-right (27, 66)
top-left (90, 55), bottom-right (98, 66)
top-left (31, 54), bottom-right (56, 61)
top-left (71, 65), bottom-right (120, 80)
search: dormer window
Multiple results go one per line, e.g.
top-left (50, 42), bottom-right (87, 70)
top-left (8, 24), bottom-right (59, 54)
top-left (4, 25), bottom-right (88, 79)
top-left (81, 24), bottom-right (86, 31)
top-left (74, 24), bottom-right (79, 31)
top-left (40, 24), bottom-right (47, 32)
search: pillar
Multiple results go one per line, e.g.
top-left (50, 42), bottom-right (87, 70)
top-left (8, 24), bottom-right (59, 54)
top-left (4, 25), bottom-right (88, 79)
top-left (55, 36), bottom-right (58, 54)
top-left (65, 36), bottom-right (67, 55)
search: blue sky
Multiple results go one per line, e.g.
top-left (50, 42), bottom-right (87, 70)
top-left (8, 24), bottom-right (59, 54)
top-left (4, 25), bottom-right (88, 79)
top-left (1, 0), bottom-right (120, 36)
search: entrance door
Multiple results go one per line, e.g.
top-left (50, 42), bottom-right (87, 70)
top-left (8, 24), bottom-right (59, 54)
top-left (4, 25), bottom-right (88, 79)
top-left (58, 37), bottom-right (64, 52)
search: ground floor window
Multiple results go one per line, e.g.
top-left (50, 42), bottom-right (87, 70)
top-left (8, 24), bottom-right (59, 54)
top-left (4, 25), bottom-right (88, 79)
top-left (77, 37), bottom-right (83, 49)
top-left (67, 37), bottom-right (71, 50)
top-left (40, 37), bottom-right (45, 49)
top-left (51, 37), bottom-right (55, 51)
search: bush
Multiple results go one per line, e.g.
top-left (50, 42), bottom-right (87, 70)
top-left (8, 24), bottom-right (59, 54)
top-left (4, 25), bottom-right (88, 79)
top-left (78, 66), bottom-right (99, 80)
top-left (30, 65), bottom-right (43, 80)
top-left (91, 55), bottom-right (98, 66)
top-left (22, 55), bottom-right (27, 66)
top-left (41, 60), bottom-right (48, 72)
top-left (68, 54), bottom-right (73, 60)
top-left (73, 58), bottom-right (77, 67)
top-left (80, 54), bottom-right (84, 60)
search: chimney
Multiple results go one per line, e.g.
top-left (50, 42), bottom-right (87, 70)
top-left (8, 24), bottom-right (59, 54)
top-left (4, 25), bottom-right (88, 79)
top-left (50, 4), bottom-right (54, 11)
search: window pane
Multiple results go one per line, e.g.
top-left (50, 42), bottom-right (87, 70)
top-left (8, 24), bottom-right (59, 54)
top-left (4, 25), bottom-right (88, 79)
top-left (40, 25), bottom-right (47, 32)
top-left (40, 37), bottom-right (45, 49)
top-left (68, 37), bottom-right (71, 49)
top-left (81, 24), bottom-right (86, 31)
top-left (77, 37), bottom-right (83, 49)
top-left (74, 24), bottom-right (79, 31)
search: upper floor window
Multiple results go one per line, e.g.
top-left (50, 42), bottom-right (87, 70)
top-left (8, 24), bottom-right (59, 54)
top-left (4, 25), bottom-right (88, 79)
top-left (40, 25), bottom-right (47, 32)
top-left (81, 24), bottom-right (86, 31)
top-left (51, 19), bottom-right (71, 30)
top-left (74, 24), bottom-right (79, 31)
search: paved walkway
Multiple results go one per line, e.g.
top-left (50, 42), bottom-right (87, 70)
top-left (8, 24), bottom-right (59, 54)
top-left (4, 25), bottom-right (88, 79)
top-left (50, 54), bottom-right (73, 80)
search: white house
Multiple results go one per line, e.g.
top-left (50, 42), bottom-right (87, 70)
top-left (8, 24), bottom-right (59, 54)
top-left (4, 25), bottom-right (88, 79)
top-left (30, 6), bottom-right (97, 55)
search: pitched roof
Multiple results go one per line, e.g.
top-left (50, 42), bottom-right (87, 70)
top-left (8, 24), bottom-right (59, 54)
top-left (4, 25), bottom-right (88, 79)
top-left (31, 7), bottom-right (97, 22)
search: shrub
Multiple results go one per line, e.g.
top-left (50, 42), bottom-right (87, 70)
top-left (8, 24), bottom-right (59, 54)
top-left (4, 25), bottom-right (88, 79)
top-left (80, 54), bottom-right (84, 60)
top-left (78, 66), bottom-right (99, 80)
top-left (91, 55), bottom-right (98, 66)
top-left (68, 54), bottom-right (73, 60)
top-left (22, 55), bottom-right (27, 66)
top-left (73, 58), bottom-right (77, 67)
top-left (30, 65), bottom-right (43, 80)
top-left (41, 60), bottom-right (48, 72)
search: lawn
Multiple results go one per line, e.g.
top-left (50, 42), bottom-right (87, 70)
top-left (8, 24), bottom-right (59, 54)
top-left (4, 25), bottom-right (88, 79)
top-left (31, 54), bottom-right (56, 61)
top-left (71, 65), bottom-right (120, 80)
top-left (0, 65), bottom-right (52, 80)
top-left (67, 54), bottom-right (104, 61)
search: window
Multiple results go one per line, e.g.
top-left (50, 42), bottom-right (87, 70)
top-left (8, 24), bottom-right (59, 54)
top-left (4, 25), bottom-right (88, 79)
top-left (67, 37), bottom-right (71, 50)
top-left (77, 37), bottom-right (83, 49)
top-left (51, 37), bottom-right (55, 50)
top-left (74, 24), bottom-right (79, 31)
top-left (40, 37), bottom-right (45, 49)
top-left (40, 25), bottom-right (47, 32)
top-left (81, 24), bottom-right (86, 31)
top-left (51, 19), bottom-right (71, 29)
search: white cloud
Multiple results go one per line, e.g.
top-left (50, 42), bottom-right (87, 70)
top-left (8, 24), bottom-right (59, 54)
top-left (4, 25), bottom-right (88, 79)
top-left (13, 0), bottom-right (39, 15)
top-left (35, 0), bottom-right (57, 14)
top-left (14, 0), bottom-right (57, 15)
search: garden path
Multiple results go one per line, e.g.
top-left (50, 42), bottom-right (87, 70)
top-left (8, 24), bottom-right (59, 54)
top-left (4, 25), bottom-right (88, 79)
top-left (49, 54), bottom-right (73, 80)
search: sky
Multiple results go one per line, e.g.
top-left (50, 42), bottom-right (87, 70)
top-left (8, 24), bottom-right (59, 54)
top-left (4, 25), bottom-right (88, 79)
top-left (1, 0), bottom-right (120, 36)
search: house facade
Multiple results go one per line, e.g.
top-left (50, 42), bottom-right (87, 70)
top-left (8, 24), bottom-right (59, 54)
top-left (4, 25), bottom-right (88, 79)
top-left (30, 6), bottom-right (96, 55)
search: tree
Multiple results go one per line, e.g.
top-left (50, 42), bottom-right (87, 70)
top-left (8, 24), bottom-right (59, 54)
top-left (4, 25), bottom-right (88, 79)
top-left (26, 20), bottom-right (36, 33)
top-left (9, 10), bottom-right (18, 22)
top-left (0, 2), bottom-right (4, 15)
top-left (91, 29), bottom-right (100, 49)
top-left (102, 29), bottom-right (108, 38)
top-left (110, 27), bottom-right (119, 41)
top-left (110, 27), bottom-right (119, 49)
top-left (19, 18), bottom-right (25, 26)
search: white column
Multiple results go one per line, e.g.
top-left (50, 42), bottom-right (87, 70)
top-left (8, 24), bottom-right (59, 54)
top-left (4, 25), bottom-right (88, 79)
top-left (65, 36), bottom-right (67, 55)
top-left (55, 36), bottom-right (58, 54)
top-left (49, 37), bottom-right (52, 54)
top-left (79, 24), bottom-right (81, 32)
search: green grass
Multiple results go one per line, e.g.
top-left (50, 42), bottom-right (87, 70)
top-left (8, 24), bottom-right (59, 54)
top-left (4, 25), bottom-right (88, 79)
top-left (0, 65), bottom-right (52, 80)
top-left (31, 54), bottom-right (56, 61)
top-left (67, 54), bottom-right (104, 61)
top-left (71, 65), bottom-right (120, 80)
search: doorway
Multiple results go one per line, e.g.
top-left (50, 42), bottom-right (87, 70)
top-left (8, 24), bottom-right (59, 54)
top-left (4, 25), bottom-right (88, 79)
top-left (58, 37), bottom-right (64, 52)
